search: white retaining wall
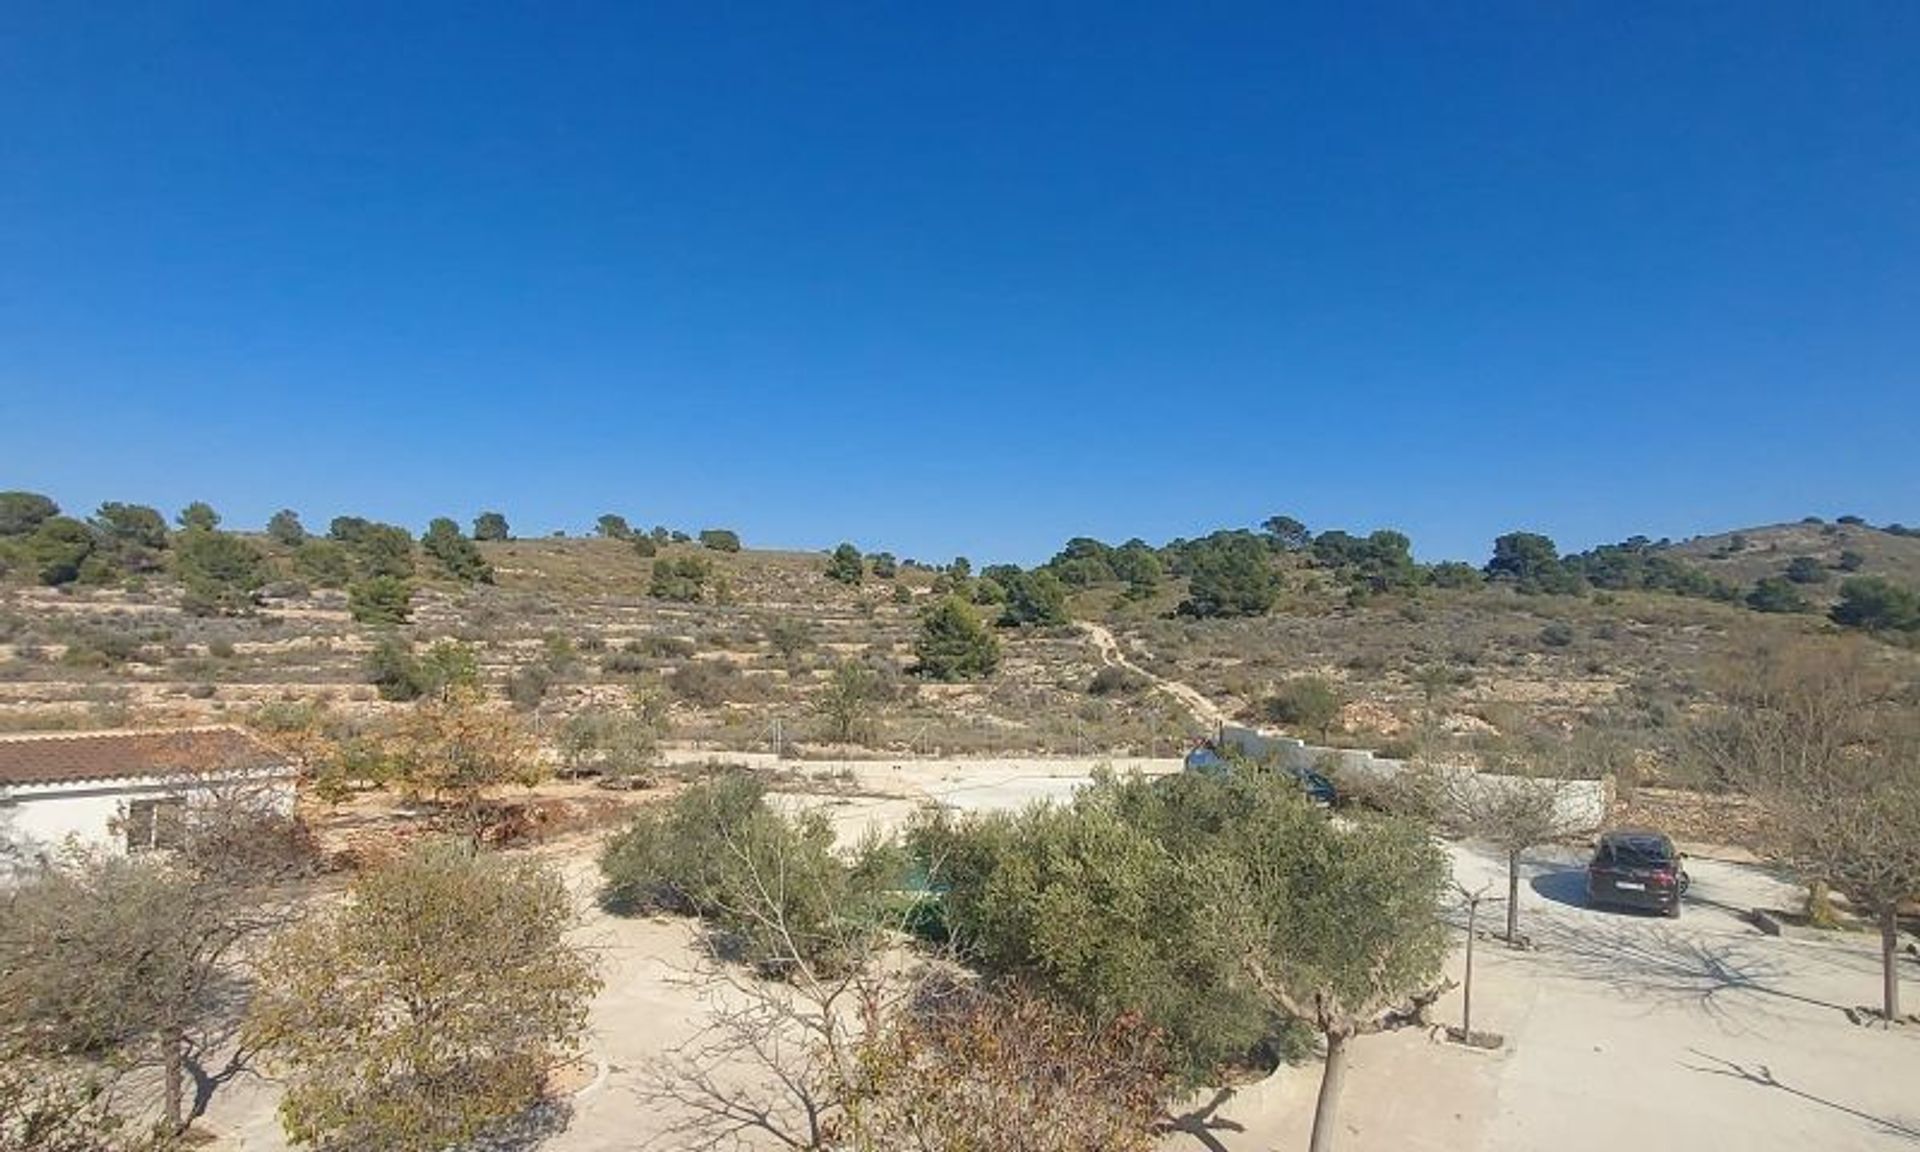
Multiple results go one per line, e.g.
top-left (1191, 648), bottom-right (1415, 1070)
top-left (1217, 724), bottom-right (1611, 832)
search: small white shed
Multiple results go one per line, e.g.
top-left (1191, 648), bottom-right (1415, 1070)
top-left (0, 726), bottom-right (294, 876)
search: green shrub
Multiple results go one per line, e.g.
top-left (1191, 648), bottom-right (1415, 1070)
top-left (913, 596), bottom-right (999, 680)
top-left (1784, 556), bottom-right (1828, 585)
top-left (1832, 576), bottom-right (1920, 633)
top-left (1746, 576), bottom-right (1810, 614)
top-left (292, 540), bottom-right (353, 588)
top-left (348, 576), bottom-right (413, 625)
top-left (826, 543), bottom-right (864, 585)
top-left (421, 518), bottom-right (492, 584)
top-left (505, 663), bottom-right (553, 710)
top-left (1537, 621), bottom-right (1577, 648)
top-left (649, 556), bottom-right (712, 602)
top-left (1088, 665), bottom-right (1147, 696)
top-left (698, 528), bottom-right (742, 553)
top-left (907, 771), bottom-right (1303, 1083)
top-left (598, 773), bottom-right (896, 973)
top-left (1261, 676), bottom-right (1346, 741)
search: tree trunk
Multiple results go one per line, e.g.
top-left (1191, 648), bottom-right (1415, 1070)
top-left (1505, 850), bottom-right (1521, 946)
top-left (1882, 904), bottom-right (1903, 1024)
top-left (1463, 899), bottom-right (1478, 1036)
top-left (163, 1027), bottom-right (185, 1133)
top-left (1307, 1030), bottom-right (1351, 1152)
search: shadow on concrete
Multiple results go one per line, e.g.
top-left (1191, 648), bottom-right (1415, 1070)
top-left (465, 1099), bottom-right (575, 1151)
top-left (1160, 1086), bottom-right (1246, 1152)
top-left (1528, 868), bottom-right (1593, 911)
top-left (1527, 916), bottom-right (1855, 1025)
top-left (1682, 1050), bottom-right (1920, 1143)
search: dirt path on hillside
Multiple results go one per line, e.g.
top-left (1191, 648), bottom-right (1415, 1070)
top-left (1078, 621), bottom-right (1228, 731)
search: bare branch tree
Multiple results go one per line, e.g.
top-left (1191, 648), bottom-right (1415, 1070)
top-left (0, 781), bottom-right (317, 1136)
top-left (1691, 637), bottom-right (1920, 1022)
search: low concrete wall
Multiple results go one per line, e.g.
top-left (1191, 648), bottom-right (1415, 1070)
top-left (1217, 724), bottom-right (1611, 832)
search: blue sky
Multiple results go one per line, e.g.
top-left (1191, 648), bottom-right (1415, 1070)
top-left (3, 4), bottom-right (1915, 565)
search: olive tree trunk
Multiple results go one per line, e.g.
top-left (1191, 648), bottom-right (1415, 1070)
top-left (1882, 904), bottom-right (1903, 1023)
top-left (1505, 850), bottom-right (1521, 945)
top-left (1307, 1031), bottom-right (1352, 1152)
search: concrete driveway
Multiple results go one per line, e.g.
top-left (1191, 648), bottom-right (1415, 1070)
top-left (1163, 842), bottom-right (1920, 1152)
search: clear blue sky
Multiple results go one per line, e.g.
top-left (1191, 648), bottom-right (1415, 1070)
top-left (3, 4), bottom-right (1916, 565)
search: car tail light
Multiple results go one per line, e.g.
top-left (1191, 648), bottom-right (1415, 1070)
top-left (1651, 869), bottom-right (1674, 885)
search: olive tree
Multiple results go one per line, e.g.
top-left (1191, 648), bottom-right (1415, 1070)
top-left (1205, 784), bottom-right (1451, 1152)
top-left (0, 788), bottom-right (315, 1137)
top-left (816, 660), bottom-right (883, 745)
top-left (245, 842), bottom-right (600, 1152)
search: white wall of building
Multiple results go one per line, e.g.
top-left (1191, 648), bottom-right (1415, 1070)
top-left (0, 771), bottom-right (294, 876)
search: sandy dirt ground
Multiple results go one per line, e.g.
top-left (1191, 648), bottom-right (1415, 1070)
top-left (193, 759), bottom-right (1920, 1152)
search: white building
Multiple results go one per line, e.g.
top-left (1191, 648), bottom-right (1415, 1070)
top-left (0, 726), bottom-right (294, 876)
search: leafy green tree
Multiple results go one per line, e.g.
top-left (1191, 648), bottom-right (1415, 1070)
top-left (698, 528), bottom-right (742, 552)
top-left (596, 513), bottom-right (634, 539)
top-left (265, 509), bottom-right (307, 546)
top-left (1783, 556), bottom-right (1827, 584)
top-left (174, 502), bottom-right (219, 532)
top-left (173, 529), bottom-right (266, 615)
top-left (347, 576), bottom-right (412, 625)
top-left (869, 552), bottom-right (898, 579)
top-left (1180, 534), bottom-right (1279, 618)
top-left (999, 569), bottom-right (1070, 627)
top-left (1746, 576), bottom-right (1810, 615)
top-left (826, 542), bottom-right (864, 585)
top-left (343, 523), bottom-right (415, 580)
top-left (420, 518), bottom-right (492, 584)
top-left (89, 504), bottom-right (170, 573)
top-left (1048, 538), bottom-right (1117, 587)
top-left (648, 555), bottom-right (712, 602)
top-left (246, 842), bottom-right (599, 1152)
top-left (1262, 515), bottom-right (1312, 551)
top-left (26, 518), bottom-right (97, 586)
top-left (909, 775), bottom-right (1275, 1084)
top-left (1486, 531), bottom-right (1580, 594)
top-left (1109, 540), bottom-right (1163, 599)
top-left (1205, 796), bottom-right (1450, 1152)
top-left (1831, 576), bottom-right (1920, 633)
top-left (914, 595), bottom-right (1000, 680)
top-left (326, 516), bottom-right (371, 544)
top-left (1427, 561), bottom-right (1482, 589)
top-left (0, 491), bottom-right (59, 537)
top-left (290, 540), bottom-right (352, 588)
top-left (471, 511), bottom-right (510, 541)
top-left (1263, 676), bottom-right (1347, 742)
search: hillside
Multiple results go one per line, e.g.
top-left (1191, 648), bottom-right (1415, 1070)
top-left (1668, 519), bottom-right (1920, 606)
top-left (4, 519), bottom-right (1914, 784)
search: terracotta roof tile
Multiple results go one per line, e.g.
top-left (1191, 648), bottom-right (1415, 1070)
top-left (0, 727), bottom-right (285, 787)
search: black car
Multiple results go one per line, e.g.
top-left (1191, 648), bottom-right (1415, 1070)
top-left (1586, 828), bottom-right (1689, 917)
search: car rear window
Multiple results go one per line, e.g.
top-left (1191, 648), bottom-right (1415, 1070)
top-left (1607, 837), bottom-right (1673, 867)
